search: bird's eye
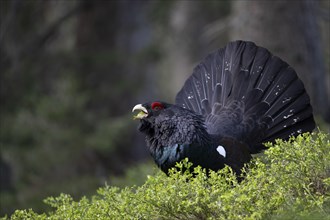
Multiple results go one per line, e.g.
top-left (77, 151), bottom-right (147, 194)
top-left (151, 102), bottom-right (164, 111)
top-left (154, 106), bottom-right (161, 111)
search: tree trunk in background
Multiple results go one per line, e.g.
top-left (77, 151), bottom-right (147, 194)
top-left (230, 0), bottom-right (330, 123)
top-left (156, 1), bottom-right (200, 101)
top-left (156, 1), bottom-right (231, 101)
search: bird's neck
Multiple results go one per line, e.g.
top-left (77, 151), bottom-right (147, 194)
top-left (145, 115), bottom-right (212, 152)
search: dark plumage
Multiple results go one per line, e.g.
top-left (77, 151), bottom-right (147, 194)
top-left (133, 41), bottom-right (315, 175)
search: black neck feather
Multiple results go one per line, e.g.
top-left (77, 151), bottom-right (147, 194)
top-left (143, 108), bottom-right (211, 152)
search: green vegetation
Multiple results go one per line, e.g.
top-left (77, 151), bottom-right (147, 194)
top-left (3, 132), bottom-right (330, 219)
top-left (0, 75), bottom-right (139, 215)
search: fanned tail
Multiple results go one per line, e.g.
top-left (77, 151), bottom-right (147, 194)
top-left (175, 41), bottom-right (315, 153)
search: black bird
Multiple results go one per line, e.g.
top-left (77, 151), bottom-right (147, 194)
top-left (132, 41), bottom-right (315, 175)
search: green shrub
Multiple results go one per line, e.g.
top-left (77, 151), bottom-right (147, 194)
top-left (4, 132), bottom-right (330, 220)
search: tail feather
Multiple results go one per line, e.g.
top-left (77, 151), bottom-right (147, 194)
top-left (265, 80), bottom-right (306, 118)
top-left (247, 47), bottom-right (271, 91)
top-left (245, 102), bottom-right (270, 117)
top-left (264, 116), bottom-right (315, 142)
top-left (269, 92), bottom-right (310, 126)
top-left (266, 105), bottom-right (313, 138)
top-left (244, 89), bottom-right (264, 110)
top-left (231, 70), bottom-right (251, 100)
top-left (175, 40), bottom-right (315, 152)
top-left (212, 83), bottom-right (223, 105)
top-left (262, 67), bottom-right (298, 105)
top-left (256, 56), bottom-right (287, 92)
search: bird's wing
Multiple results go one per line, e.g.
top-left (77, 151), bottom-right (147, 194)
top-left (175, 41), bottom-right (315, 153)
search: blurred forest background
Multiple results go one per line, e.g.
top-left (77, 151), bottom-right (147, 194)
top-left (0, 0), bottom-right (329, 216)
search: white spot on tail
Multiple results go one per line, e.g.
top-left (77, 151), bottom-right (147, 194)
top-left (217, 145), bottom-right (226, 158)
top-left (282, 97), bottom-right (292, 104)
top-left (283, 113), bottom-right (294, 119)
top-left (293, 117), bottom-right (300, 123)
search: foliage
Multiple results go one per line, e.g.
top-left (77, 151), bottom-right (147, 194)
top-left (109, 161), bottom-right (158, 188)
top-left (0, 75), bottom-right (137, 215)
top-left (3, 132), bottom-right (330, 220)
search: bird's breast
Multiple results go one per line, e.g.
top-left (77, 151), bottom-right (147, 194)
top-left (151, 144), bottom-right (184, 173)
top-left (150, 142), bottom-right (227, 174)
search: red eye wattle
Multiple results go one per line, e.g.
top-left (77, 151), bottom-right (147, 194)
top-left (151, 102), bottom-right (164, 111)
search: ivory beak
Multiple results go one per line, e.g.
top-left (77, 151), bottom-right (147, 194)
top-left (132, 104), bottom-right (148, 119)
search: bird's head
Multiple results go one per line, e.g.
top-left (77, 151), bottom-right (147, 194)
top-left (132, 101), bottom-right (170, 132)
top-left (132, 101), bottom-right (210, 149)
